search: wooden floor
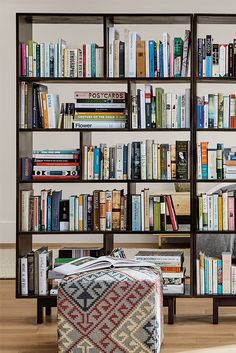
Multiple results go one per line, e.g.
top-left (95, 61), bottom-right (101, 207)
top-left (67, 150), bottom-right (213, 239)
top-left (1, 280), bottom-right (236, 353)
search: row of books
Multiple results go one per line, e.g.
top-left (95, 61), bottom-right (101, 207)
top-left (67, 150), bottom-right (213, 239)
top-left (20, 39), bottom-right (104, 78)
top-left (196, 251), bottom-right (236, 295)
top-left (19, 246), bottom-right (104, 296)
top-left (82, 140), bottom-right (189, 181)
top-left (20, 189), bottom-right (127, 232)
top-left (21, 150), bottom-right (80, 181)
top-left (198, 36), bottom-right (236, 77)
top-left (131, 191), bottom-right (178, 232)
top-left (108, 28), bottom-right (191, 78)
top-left (73, 90), bottom-right (127, 129)
top-left (135, 250), bottom-right (185, 294)
top-left (131, 86), bottom-right (190, 129)
top-left (198, 191), bottom-right (236, 231)
top-left (197, 143), bottom-right (236, 180)
top-left (197, 93), bottom-right (236, 129)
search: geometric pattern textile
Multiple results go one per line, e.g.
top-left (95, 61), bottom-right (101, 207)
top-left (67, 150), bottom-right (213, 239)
top-left (58, 267), bottom-right (164, 353)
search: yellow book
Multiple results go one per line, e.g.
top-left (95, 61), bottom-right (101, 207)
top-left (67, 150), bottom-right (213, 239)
top-left (218, 194), bottom-right (223, 231)
top-left (157, 144), bottom-right (161, 180)
top-left (63, 48), bottom-right (68, 77)
top-left (79, 195), bottom-right (83, 231)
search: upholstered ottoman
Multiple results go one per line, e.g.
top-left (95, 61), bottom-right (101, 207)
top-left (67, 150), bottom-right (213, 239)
top-left (58, 267), bottom-right (163, 353)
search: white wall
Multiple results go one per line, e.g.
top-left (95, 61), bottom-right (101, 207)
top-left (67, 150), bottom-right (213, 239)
top-left (1, 0), bottom-right (236, 243)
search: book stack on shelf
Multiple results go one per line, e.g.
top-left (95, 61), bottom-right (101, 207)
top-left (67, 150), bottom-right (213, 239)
top-left (135, 250), bottom-right (185, 294)
top-left (197, 93), bottom-right (236, 129)
top-left (83, 140), bottom-right (190, 181)
top-left (19, 39), bottom-right (104, 78)
top-left (73, 91), bottom-right (127, 129)
top-left (197, 142), bottom-right (236, 180)
top-left (131, 190), bottom-right (179, 231)
top-left (131, 85), bottom-right (190, 129)
top-left (198, 35), bottom-right (236, 77)
top-left (196, 251), bottom-right (236, 295)
top-left (21, 149), bottom-right (80, 181)
top-left (198, 190), bottom-right (236, 231)
top-left (20, 189), bottom-right (127, 232)
top-left (108, 28), bottom-right (191, 77)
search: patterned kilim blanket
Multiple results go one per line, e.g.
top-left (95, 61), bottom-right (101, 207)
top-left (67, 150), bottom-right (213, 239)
top-left (58, 267), bottom-right (163, 353)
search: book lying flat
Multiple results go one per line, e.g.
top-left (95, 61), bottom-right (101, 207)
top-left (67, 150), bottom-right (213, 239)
top-left (48, 256), bottom-right (157, 279)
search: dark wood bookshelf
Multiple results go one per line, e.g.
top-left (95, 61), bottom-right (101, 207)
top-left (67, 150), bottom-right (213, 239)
top-left (19, 230), bottom-right (191, 235)
top-left (19, 128), bottom-right (191, 132)
top-left (19, 179), bottom-right (190, 184)
top-left (197, 179), bottom-right (236, 183)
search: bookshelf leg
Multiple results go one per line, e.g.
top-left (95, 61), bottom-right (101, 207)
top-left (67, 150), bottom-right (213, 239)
top-left (46, 305), bottom-right (52, 316)
top-left (168, 298), bottom-right (175, 325)
top-left (37, 299), bottom-right (43, 324)
top-left (174, 298), bottom-right (177, 315)
top-left (213, 298), bottom-right (219, 324)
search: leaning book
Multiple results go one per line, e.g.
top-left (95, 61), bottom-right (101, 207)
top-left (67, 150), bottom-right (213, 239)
top-left (48, 256), bottom-right (157, 279)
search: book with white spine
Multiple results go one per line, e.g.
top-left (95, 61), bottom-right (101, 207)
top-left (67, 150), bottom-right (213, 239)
top-left (141, 190), bottom-right (145, 231)
top-left (231, 265), bottom-right (236, 294)
top-left (208, 257), bottom-right (213, 294)
top-left (140, 88), bottom-right (146, 129)
top-left (128, 31), bottom-right (140, 77)
top-left (38, 251), bottom-right (48, 295)
top-left (223, 96), bottom-right (230, 128)
top-left (85, 44), bottom-right (91, 77)
top-left (144, 188), bottom-right (150, 231)
top-left (222, 252), bottom-right (231, 294)
top-left (207, 195), bottom-right (213, 231)
top-left (152, 143), bottom-right (158, 180)
top-left (196, 258), bottom-right (200, 295)
top-left (140, 141), bottom-right (147, 180)
top-left (207, 149), bottom-right (217, 179)
top-left (222, 191), bottom-right (228, 231)
top-left (219, 44), bottom-right (226, 77)
top-left (166, 93), bottom-right (172, 128)
top-left (213, 194), bottom-right (218, 231)
top-left (20, 257), bottom-right (28, 296)
top-left (83, 146), bottom-right (88, 180)
top-left (87, 147), bottom-right (94, 180)
top-left (109, 27), bottom-right (119, 77)
top-left (96, 47), bottom-right (104, 77)
top-left (204, 95), bottom-right (208, 128)
top-left (115, 144), bottom-right (123, 180)
top-left (163, 32), bottom-right (170, 77)
top-left (212, 258), bottom-right (218, 294)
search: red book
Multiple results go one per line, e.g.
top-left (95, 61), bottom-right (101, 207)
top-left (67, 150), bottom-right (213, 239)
top-left (166, 195), bottom-right (179, 231)
top-left (229, 94), bottom-right (235, 128)
top-left (83, 44), bottom-right (86, 77)
top-left (34, 162), bottom-right (80, 167)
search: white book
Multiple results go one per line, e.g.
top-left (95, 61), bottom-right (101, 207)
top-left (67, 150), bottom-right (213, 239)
top-left (207, 195), bottom-right (213, 231)
top-left (196, 259), bottom-right (200, 295)
top-left (202, 194), bottom-right (208, 230)
top-left (21, 190), bottom-right (33, 231)
top-left (146, 139), bottom-right (154, 179)
top-left (152, 143), bottom-right (158, 180)
top-left (20, 82), bottom-right (25, 128)
top-left (20, 257), bottom-right (28, 296)
top-left (40, 43), bottom-right (45, 77)
top-left (124, 29), bottom-right (129, 77)
top-left (199, 252), bottom-right (205, 295)
top-left (96, 47), bottom-right (104, 77)
top-left (208, 257), bottom-right (213, 294)
top-left (140, 141), bottom-right (147, 180)
top-left (163, 32), bottom-right (170, 77)
top-left (212, 258), bottom-right (218, 294)
top-left (171, 93), bottom-right (177, 128)
top-left (44, 42), bottom-right (50, 77)
top-left (77, 47), bottom-right (83, 77)
top-left (207, 149), bottom-right (217, 179)
top-left (204, 95), bottom-right (208, 128)
top-left (58, 38), bottom-right (67, 77)
top-left (115, 144), bottom-right (123, 179)
top-left (46, 94), bottom-right (60, 128)
top-left (225, 45), bottom-right (229, 76)
top-left (222, 191), bottom-right (228, 231)
top-left (69, 196), bottom-right (75, 231)
top-left (213, 194), bottom-right (218, 231)
top-left (185, 88), bottom-right (191, 128)
top-left (108, 27), bottom-right (119, 77)
top-left (231, 265), bottom-right (236, 294)
top-left (181, 94), bottom-right (186, 128)
top-left (222, 252), bottom-right (231, 294)
top-left (127, 143), bottom-right (132, 179)
top-left (213, 94), bottom-right (218, 128)
top-left (86, 44), bottom-right (91, 77)
top-left (203, 58), bottom-right (206, 77)
top-left (128, 31), bottom-right (140, 77)
top-left (73, 121), bottom-right (126, 129)
top-left (140, 88), bottom-right (146, 129)
top-left (83, 146), bottom-right (88, 180)
top-left (219, 44), bottom-right (226, 77)
top-left (141, 190), bottom-right (145, 231)
top-left (34, 165), bottom-right (77, 171)
top-left (32, 42), bottom-right (37, 77)
top-left (163, 283), bottom-right (184, 294)
top-left (223, 96), bottom-right (230, 128)
top-left (145, 40), bottom-right (149, 77)
top-left (38, 251), bottom-right (48, 295)
top-left (167, 150), bottom-right (171, 180)
top-left (74, 196), bottom-right (79, 231)
top-left (197, 143), bottom-right (202, 179)
top-left (114, 39), bottom-right (120, 78)
top-left (54, 43), bottom-right (58, 77)
top-left (166, 93), bottom-right (172, 128)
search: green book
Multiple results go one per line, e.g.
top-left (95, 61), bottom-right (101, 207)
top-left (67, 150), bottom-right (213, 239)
top-left (155, 88), bottom-right (164, 128)
top-left (174, 37), bottom-right (183, 77)
top-left (153, 196), bottom-right (161, 231)
top-left (28, 40), bottom-right (33, 76)
top-left (54, 258), bottom-right (75, 264)
top-left (36, 44), bottom-right (41, 77)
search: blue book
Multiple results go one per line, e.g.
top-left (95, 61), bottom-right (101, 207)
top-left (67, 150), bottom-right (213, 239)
top-left (149, 40), bottom-right (155, 78)
top-left (26, 55), bottom-right (29, 77)
top-left (159, 42), bottom-right (164, 77)
top-left (197, 97), bottom-right (204, 128)
top-left (52, 190), bottom-right (62, 231)
top-left (49, 44), bottom-right (54, 78)
top-left (198, 38), bottom-right (203, 77)
top-left (91, 43), bottom-right (96, 78)
top-left (47, 195), bottom-right (52, 231)
top-left (205, 35), bottom-right (212, 77)
top-left (204, 257), bottom-right (209, 295)
top-left (217, 259), bottom-right (223, 294)
top-left (94, 147), bottom-right (100, 180)
top-left (123, 145), bottom-right (128, 178)
top-left (132, 195), bottom-right (141, 231)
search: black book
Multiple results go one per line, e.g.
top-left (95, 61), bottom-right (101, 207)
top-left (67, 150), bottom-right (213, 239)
top-left (119, 41), bottom-right (125, 78)
top-left (87, 195), bottom-right (93, 231)
top-left (131, 142), bottom-right (141, 179)
top-left (109, 147), bottom-right (115, 179)
top-left (228, 43), bottom-right (234, 77)
top-left (145, 85), bottom-right (152, 129)
top-left (160, 144), bottom-right (169, 180)
top-left (27, 251), bottom-right (34, 294)
top-left (137, 89), bottom-right (142, 129)
top-left (176, 141), bottom-right (188, 180)
top-left (59, 200), bottom-right (69, 231)
top-left (234, 39), bottom-right (236, 77)
top-left (36, 84), bottom-right (48, 128)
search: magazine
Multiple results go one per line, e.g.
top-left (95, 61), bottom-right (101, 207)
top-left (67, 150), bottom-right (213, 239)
top-left (48, 256), bottom-right (157, 279)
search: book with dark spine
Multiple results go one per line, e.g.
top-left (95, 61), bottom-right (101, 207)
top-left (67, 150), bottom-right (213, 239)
top-left (176, 141), bottom-right (188, 180)
top-left (21, 157), bottom-right (32, 181)
top-left (93, 190), bottom-right (100, 231)
top-left (87, 195), bottom-right (93, 231)
top-left (160, 144), bottom-right (169, 180)
top-left (119, 41), bottom-right (125, 78)
top-left (131, 142), bottom-right (141, 179)
top-left (228, 43), bottom-right (234, 77)
top-left (59, 200), bottom-right (69, 231)
top-left (52, 190), bottom-right (62, 231)
top-left (27, 251), bottom-right (34, 294)
top-left (160, 195), bottom-right (167, 231)
top-left (112, 190), bottom-right (121, 230)
top-left (109, 147), bottom-right (115, 179)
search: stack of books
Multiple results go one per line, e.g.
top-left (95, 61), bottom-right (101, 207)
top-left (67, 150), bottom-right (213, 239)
top-left (198, 190), bottom-right (236, 231)
top-left (135, 250), bottom-right (185, 294)
top-left (108, 29), bottom-right (191, 77)
top-left (25, 149), bottom-right (80, 180)
top-left (196, 251), bottom-right (236, 295)
top-left (197, 142), bottom-right (236, 180)
top-left (20, 189), bottom-right (127, 232)
top-left (131, 86), bottom-right (190, 129)
top-left (57, 247), bottom-right (104, 259)
top-left (131, 190), bottom-right (178, 231)
top-left (83, 140), bottom-right (190, 181)
top-left (198, 36), bottom-right (236, 77)
top-left (197, 93), bottom-right (236, 129)
top-left (73, 91), bottom-right (127, 129)
top-left (19, 39), bottom-right (104, 78)
top-left (20, 246), bottom-right (53, 296)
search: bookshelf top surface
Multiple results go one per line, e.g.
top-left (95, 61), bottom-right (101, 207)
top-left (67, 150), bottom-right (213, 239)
top-left (196, 14), bottom-right (236, 24)
top-left (16, 13), bottom-right (192, 25)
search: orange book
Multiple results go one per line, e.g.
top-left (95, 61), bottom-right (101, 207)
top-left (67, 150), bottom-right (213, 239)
top-left (201, 142), bottom-right (208, 179)
top-left (40, 92), bottom-right (49, 128)
top-left (136, 40), bottom-right (146, 77)
top-left (161, 266), bottom-right (181, 273)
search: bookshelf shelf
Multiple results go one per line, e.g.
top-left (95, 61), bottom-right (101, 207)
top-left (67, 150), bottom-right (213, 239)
top-left (197, 128), bottom-right (236, 132)
top-left (19, 128), bottom-right (191, 132)
top-left (19, 179), bottom-right (190, 184)
top-left (197, 77), bottom-right (236, 83)
top-left (196, 179), bottom-right (236, 183)
top-left (18, 230), bottom-right (191, 235)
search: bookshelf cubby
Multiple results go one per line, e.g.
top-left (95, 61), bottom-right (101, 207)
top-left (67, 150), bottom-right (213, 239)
top-left (19, 12), bottom-right (236, 325)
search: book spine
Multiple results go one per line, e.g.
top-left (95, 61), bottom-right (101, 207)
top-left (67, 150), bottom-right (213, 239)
top-left (99, 191), bottom-right (106, 231)
top-left (20, 257), bottom-right (28, 296)
top-left (105, 191), bottom-right (112, 231)
top-left (38, 253), bottom-right (47, 295)
top-left (132, 195), bottom-right (141, 231)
